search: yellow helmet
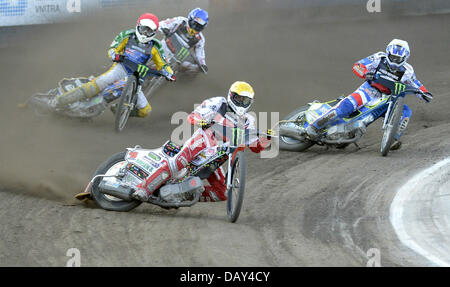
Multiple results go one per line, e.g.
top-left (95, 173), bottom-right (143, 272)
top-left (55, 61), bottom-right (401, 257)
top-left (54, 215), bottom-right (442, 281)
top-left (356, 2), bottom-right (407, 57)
top-left (227, 81), bottom-right (254, 116)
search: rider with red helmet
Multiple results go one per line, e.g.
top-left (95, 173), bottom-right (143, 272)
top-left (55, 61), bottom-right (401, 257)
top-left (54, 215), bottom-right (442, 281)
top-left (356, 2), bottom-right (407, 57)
top-left (55, 13), bottom-right (175, 117)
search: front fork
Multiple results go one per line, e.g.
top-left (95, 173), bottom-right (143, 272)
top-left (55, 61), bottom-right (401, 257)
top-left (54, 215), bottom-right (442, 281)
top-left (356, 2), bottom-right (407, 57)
top-left (382, 100), bottom-right (392, 129)
top-left (226, 157), bottom-right (233, 190)
top-left (131, 81), bottom-right (143, 110)
top-left (382, 95), bottom-right (400, 129)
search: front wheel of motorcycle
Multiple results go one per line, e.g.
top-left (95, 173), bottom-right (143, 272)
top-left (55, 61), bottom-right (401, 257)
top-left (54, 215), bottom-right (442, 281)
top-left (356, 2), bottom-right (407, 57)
top-left (143, 76), bottom-right (164, 98)
top-left (226, 151), bottom-right (246, 223)
top-left (115, 76), bottom-right (137, 133)
top-left (380, 97), bottom-right (404, 156)
top-left (278, 105), bottom-right (315, 152)
top-left (91, 151), bottom-right (142, 212)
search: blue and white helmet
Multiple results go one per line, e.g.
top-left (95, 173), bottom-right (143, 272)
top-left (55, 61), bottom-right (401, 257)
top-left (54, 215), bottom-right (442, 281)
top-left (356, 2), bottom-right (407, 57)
top-left (187, 8), bottom-right (209, 33)
top-left (386, 39), bottom-right (410, 69)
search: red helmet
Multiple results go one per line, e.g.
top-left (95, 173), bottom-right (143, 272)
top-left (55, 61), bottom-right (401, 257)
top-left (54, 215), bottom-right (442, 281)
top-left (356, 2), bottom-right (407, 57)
top-left (136, 13), bottom-right (159, 43)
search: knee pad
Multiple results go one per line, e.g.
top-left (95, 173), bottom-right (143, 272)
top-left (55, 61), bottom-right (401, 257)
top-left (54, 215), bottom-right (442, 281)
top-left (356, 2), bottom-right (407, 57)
top-left (137, 103), bottom-right (152, 118)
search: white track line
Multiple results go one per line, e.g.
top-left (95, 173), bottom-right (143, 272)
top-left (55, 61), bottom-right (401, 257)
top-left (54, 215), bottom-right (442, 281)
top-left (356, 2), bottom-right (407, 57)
top-left (390, 158), bottom-right (450, 266)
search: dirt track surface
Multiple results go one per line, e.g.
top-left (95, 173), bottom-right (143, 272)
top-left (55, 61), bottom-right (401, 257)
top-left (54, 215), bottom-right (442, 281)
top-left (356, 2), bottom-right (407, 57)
top-left (0, 3), bottom-right (449, 266)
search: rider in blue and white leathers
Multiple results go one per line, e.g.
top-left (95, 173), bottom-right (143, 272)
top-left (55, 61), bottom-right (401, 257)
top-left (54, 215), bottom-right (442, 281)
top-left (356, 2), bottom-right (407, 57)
top-left (158, 8), bottom-right (208, 73)
top-left (307, 39), bottom-right (433, 150)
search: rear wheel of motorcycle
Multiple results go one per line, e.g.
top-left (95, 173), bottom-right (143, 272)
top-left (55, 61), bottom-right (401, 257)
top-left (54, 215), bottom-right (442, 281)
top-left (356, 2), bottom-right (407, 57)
top-left (226, 151), bottom-right (246, 223)
top-left (278, 105), bottom-right (315, 152)
top-left (29, 94), bottom-right (55, 116)
top-left (335, 143), bottom-right (350, 149)
top-left (381, 97), bottom-right (404, 157)
top-left (115, 76), bottom-right (137, 133)
top-left (91, 151), bottom-right (142, 212)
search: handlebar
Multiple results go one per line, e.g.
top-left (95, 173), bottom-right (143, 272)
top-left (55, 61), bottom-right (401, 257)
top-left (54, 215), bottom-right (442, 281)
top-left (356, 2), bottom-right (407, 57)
top-left (371, 74), bottom-right (423, 97)
top-left (208, 122), bottom-right (275, 147)
top-left (121, 58), bottom-right (164, 79)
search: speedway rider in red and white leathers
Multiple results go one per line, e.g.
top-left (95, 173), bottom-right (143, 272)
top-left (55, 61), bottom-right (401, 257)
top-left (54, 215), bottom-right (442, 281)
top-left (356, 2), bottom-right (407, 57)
top-left (306, 39), bottom-right (433, 150)
top-left (132, 81), bottom-right (273, 202)
top-left (55, 13), bottom-right (175, 117)
top-left (158, 8), bottom-right (209, 73)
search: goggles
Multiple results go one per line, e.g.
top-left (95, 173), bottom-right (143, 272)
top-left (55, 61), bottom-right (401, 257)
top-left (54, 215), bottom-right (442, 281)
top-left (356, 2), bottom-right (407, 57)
top-left (231, 92), bottom-right (252, 108)
top-left (188, 18), bottom-right (206, 32)
top-left (137, 25), bottom-right (156, 38)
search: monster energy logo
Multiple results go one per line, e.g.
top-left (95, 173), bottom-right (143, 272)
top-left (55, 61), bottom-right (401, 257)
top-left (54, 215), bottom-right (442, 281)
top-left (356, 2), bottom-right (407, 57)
top-left (232, 128), bottom-right (245, 146)
top-left (176, 47), bottom-right (190, 61)
top-left (394, 82), bottom-right (406, 95)
top-left (137, 64), bottom-right (149, 78)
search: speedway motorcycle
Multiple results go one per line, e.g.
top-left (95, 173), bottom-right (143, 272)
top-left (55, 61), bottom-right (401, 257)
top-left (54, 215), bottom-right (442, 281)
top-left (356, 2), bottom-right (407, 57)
top-left (278, 75), bottom-right (429, 156)
top-left (76, 124), bottom-right (265, 223)
top-left (28, 57), bottom-right (165, 132)
top-left (143, 32), bottom-right (207, 97)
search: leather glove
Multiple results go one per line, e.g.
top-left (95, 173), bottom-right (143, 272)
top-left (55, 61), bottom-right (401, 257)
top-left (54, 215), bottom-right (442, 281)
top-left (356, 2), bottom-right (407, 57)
top-left (112, 54), bottom-right (125, 63)
top-left (160, 69), bottom-right (177, 82)
top-left (421, 91), bottom-right (433, 103)
top-left (161, 69), bottom-right (176, 82)
top-left (165, 73), bottom-right (176, 82)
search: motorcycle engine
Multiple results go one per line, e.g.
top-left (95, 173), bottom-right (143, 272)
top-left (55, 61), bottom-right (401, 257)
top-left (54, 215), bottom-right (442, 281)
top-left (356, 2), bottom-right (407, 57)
top-left (326, 121), bottom-right (367, 140)
top-left (159, 176), bottom-right (204, 203)
top-left (66, 95), bottom-right (107, 118)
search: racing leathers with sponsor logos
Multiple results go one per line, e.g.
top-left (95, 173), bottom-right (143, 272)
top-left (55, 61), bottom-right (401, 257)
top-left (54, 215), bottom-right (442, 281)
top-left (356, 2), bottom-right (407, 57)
top-left (307, 51), bottom-right (430, 149)
top-left (55, 29), bottom-right (175, 117)
top-left (133, 97), bottom-right (271, 202)
top-left (159, 16), bottom-right (207, 73)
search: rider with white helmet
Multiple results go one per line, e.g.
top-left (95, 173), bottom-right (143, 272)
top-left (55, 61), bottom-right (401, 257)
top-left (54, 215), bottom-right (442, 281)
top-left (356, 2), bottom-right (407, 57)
top-left (131, 81), bottom-right (273, 202)
top-left (159, 8), bottom-right (209, 73)
top-left (55, 13), bottom-right (176, 117)
top-left (306, 38), bottom-right (432, 150)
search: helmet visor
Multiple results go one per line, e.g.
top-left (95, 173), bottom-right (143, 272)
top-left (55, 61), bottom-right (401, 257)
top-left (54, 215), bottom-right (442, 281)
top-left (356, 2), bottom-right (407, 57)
top-left (231, 92), bottom-right (252, 108)
top-left (137, 25), bottom-right (156, 38)
top-left (188, 18), bottom-right (206, 32)
top-left (388, 53), bottom-right (405, 64)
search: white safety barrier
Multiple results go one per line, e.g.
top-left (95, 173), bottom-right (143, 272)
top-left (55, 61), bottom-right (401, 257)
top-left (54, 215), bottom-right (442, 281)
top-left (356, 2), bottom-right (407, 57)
top-left (0, 0), bottom-right (208, 27)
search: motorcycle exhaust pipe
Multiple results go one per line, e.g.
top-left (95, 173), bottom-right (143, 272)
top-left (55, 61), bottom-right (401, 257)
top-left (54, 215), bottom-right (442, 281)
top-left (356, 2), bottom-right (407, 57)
top-left (279, 125), bottom-right (306, 141)
top-left (98, 181), bottom-right (135, 201)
